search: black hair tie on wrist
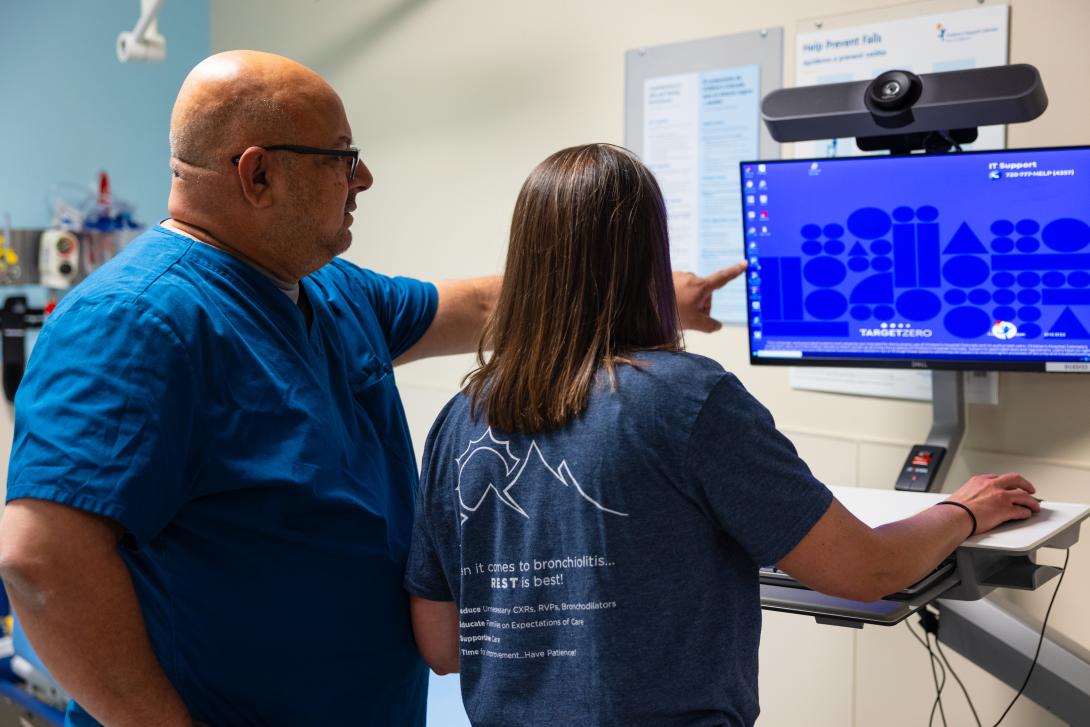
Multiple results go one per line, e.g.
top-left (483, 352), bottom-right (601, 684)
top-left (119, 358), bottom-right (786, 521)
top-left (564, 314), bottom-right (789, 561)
top-left (936, 500), bottom-right (977, 537)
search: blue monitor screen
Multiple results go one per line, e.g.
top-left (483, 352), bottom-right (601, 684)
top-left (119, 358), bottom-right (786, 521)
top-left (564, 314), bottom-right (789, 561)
top-left (740, 147), bottom-right (1090, 372)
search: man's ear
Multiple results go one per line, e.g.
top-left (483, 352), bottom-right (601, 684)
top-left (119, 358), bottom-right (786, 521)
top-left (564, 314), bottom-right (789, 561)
top-left (236, 147), bottom-right (275, 208)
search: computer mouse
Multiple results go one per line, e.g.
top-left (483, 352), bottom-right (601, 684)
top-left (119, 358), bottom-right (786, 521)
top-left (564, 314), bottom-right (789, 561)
top-left (998, 501), bottom-right (1042, 528)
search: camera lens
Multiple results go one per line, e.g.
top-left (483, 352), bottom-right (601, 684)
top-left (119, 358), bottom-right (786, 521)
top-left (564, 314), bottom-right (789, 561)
top-left (866, 70), bottom-right (922, 116)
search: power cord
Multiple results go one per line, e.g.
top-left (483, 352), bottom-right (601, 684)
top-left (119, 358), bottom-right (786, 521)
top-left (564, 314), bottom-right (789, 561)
top-left (906, 548), bottom-right (1070, 727)
top-left (935, 637), bottom-right (982, 727)
top-left (906, 617), bottom-right (947, 727)
top-left (991, 548), bottom-right (1070, 726)
top-left (927, 631), bottom-right (949, 727)
top-left (918, 606), bottom-right (982, 726)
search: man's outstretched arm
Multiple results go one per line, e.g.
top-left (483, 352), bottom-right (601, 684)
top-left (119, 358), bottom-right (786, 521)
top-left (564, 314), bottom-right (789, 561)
top-left (395, 277), bottom-right (502, 365)
top-left (395, 262), bottom-right (748, 365)
top-left (0, 500), bottom-right (195, 727)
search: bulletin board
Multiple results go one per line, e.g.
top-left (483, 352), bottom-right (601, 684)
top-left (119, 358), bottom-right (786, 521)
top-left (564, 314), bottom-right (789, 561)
top-left (625, 29), bottom-right (783, 324)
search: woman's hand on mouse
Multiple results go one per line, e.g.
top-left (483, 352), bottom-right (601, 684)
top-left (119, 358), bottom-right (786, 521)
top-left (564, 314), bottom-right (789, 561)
top-left (945, 472), bottom-right (1040, 535)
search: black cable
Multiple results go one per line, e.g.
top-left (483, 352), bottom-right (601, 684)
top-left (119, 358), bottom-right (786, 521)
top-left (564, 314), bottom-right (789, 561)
top-left (916, 611), bottom-right (949, 727)
top-left (935, 637), bottom-right (982, 727)
top-left (991, 549), bottom-right (1070, 727)
top-left (926, 631), bottom-right (949, 727)
top-left (913, 607), bottom-right (983, 727)
top-left (907, 620), bottom-right (947, 727)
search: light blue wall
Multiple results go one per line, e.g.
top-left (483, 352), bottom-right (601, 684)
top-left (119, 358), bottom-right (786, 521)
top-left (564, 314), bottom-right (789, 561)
top-left (0, 1), bottom-right (210, 228)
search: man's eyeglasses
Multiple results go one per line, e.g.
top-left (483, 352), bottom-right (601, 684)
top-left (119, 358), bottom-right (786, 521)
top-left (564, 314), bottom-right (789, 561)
top-left (231, 144), bottom-right (361, 180)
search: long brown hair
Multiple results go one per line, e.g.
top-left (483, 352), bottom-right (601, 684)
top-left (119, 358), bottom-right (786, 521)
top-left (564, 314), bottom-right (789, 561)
top-left (464, 143), bottom-right (681, 433)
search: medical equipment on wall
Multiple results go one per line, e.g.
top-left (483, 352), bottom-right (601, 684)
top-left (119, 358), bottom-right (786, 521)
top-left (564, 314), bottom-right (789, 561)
top-left (0, 173), bottom-right (144, 401)
top-left (1, 296), bottom-right (43, 402)
top-left (38, 230), bottom-right (79, 289)
top-left (80, 171), bottom-right (140, 278)
top-left (0, 214), bottom-right (22, 286)
top-left (42, 171), bottom-right (143, 288)
top-left (117, 0), bottom-right (166, 63)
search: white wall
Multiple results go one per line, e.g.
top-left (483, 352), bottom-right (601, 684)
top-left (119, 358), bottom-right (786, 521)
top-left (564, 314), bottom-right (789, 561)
top-left (170, 0), bottom-right (1090, 724)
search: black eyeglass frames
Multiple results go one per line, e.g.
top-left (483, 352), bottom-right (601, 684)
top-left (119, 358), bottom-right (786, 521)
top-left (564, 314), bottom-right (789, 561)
top-left (231, 144), bottom-right (361, 180)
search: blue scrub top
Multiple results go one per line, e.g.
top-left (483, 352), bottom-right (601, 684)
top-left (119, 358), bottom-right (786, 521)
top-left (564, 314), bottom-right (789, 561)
top-left (7, 226), bottom-right (438, 726)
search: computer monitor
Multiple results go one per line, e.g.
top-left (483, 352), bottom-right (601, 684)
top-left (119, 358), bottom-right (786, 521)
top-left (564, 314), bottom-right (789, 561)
top-left (739, 146), bottom-right (1090, 372)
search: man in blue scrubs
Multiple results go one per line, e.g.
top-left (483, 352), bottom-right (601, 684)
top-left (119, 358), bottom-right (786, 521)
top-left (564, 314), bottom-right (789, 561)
top-left (0, 51), bottom-right (739, 726)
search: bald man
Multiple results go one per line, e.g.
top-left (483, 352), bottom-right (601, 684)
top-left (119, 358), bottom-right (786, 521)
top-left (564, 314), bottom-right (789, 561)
top-left (0, 51), bottom-right (742, 726)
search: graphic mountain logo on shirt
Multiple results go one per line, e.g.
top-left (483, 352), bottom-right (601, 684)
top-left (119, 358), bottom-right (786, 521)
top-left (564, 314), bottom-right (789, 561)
top-left (455, 427), bottom-right (629, 525)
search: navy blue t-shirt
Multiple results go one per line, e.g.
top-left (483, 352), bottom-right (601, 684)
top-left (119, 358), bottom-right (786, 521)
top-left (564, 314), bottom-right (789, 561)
top-left (7, 226), bottom-right (437, 726)
top-left (405, 351), bottom-right (833, 727)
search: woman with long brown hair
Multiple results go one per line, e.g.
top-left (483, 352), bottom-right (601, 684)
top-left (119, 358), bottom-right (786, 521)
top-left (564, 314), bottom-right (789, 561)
top-left (404, 144), bottom-right (1038, 726)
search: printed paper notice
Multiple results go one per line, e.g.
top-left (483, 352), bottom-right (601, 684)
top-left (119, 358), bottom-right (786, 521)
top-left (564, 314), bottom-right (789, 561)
top-left (642, 65), bottom-right (761, 324)
top-left (795, 4), bottom-right (1009, 159)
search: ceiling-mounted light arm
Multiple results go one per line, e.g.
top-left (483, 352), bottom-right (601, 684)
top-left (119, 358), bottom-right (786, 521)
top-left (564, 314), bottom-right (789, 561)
top-left (117, 0), bottom-right (166, 63)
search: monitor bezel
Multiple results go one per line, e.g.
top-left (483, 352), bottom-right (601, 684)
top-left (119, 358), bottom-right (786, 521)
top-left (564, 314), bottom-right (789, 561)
top-left (738, 145), bottom-right (1090, 373)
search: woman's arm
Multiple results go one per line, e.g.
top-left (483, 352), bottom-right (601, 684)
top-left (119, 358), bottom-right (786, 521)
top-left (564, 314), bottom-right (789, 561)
top-left (777, 472), bottom-right (1040, 601)
top-left (410, 596), bottom-right (460, 675)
